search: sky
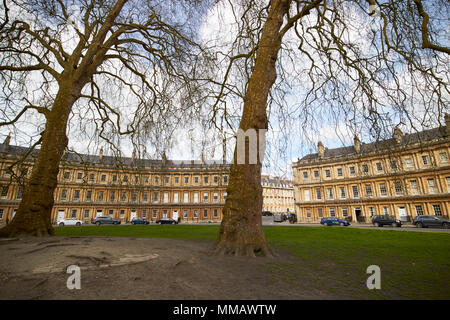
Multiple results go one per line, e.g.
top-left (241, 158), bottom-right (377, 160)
top-left (1, 0), bottom-right (448, 180)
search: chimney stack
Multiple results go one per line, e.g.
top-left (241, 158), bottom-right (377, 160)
top-left (445, 113), bottom-right (450, 136)
top-left (2, 133), bottom-right (11, 153)
top-left (161, 151), bottom-right (167, 166)
top-left (354, 135), bottom-right (361, 153)
top-left (318, 141), bottom-right (325, 159)
top-left (393, 127), bottom-right (403, 144)
top-left (98, 147), bottom-right (103, 162)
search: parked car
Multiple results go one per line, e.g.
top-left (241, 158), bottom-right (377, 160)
top-left (155, 218), bottom-right (178, 225)
top-left (371, 215), bottom-right (401, 227)
top-left (262, 211), bottom-right (273, 216)
top-left (320, 217), bottom-right (350, 226)
top-left (288, 213), bottom-right (297, 224)
top-left (58, 218), bottom-right (83, 226)
top-left (93, 216), bottom-right (121, 225)
top-left (131, 217), bottom-right (149, 225)
top-left (413, 215), bottom-right (450, 229)
top-left (273, 213), bottom-right (283, 222)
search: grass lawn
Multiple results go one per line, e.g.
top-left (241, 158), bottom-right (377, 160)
top-left (55, 225), bottom-right (450, 299)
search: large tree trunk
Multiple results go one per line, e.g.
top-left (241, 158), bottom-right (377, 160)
top-left (215, 0), bottom-right (290, 257)
top-left (0, 87), bottom-right (78, 237)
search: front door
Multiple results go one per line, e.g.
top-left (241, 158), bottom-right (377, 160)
top-left (130, 210), bottom-right (137, 221)
top-left (398, 207), bottom-right (407, 221)
top-left (57, 210), bottom-right (65, 223)
top-left (173, 210), bottom-right (179, 221)
top-left (96, 210), bottom-right (102, 217)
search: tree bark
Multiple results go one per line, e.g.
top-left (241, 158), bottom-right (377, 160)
top-left (215, 0), bottom-right (290, 257)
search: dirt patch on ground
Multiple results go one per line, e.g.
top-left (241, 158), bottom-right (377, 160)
top-left (0, 236), bottom-right (336, 300)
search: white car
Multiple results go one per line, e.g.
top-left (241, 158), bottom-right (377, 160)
top-left (57, 218), bottom-right (83, 226)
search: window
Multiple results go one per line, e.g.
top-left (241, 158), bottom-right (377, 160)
top-left (193, 210), bottom-right (198, 218)
top-left (325, 170), bottom-right (331, 178)
top-left (110, 191), bottom-right (115, 202)
top-left (410, 180), bottom-right (419, 195)
top-left (163, 192), bottom-right (168, 203)
top-left (394, 182), bottom-right (403, 195)
top-left (174, 177), bottom-right (179, 184)
top-left (135, 176), bottom-right (139, 184)
top-left (183, 210), bottom-right (188, 218)
top-left (153, 192), bottom-right (158, 203)
top-left (224, 176), bottom-right (228, 184)
top-left (108, 209), bottom-right (114, 217)
top-left (337, 168), bottom-right (343, 176)
top-left (422, 155), bottom-right (429, 165)
top-left (318, 208), bottom-right (323, 218)
top-left (74, 190), bottom-right (80, 201)
top-left (368, 207), bottom-right (375, 217)
top-left (121, 192), bottom-right (126, 202)
top-left (214, 209), bottom-right (218, 217)
top-left (112, 175), bottom-right (117, 182)
top-left (316, 188), bottom-right (321, 200)
top-left (63, 172), bottom-right (70, 180)
top-left (383, 206), bottom-right (390, 215)
top-left (77, 172), bottom-right (82, 179)
top-left (327, 188), bottom-right (333, 200)
top-left (184, 176), bottom-right (189, 184)
top-left (224, 192), bottom-right (227, 200)
top-left (214, 192), bottom-right (218, 203)
top-left (340, 187), bottom-right (346, 199)
top-left (123, 175), bottom-right (128, 182)
top-left (1, 186), bottom-right (8, 198)
top-left (194, 177), bottom-right (199, 184)
top-left (342, 208), bottom-right (348, 217)
top-left (306, 208), bottom-right (311, 218)
top-left (304, 189), bottom-right (310, 201)
top-left (204, 176), bottom-right (209, 184)
top-left (405, 158), bottom-right (413, 168)
top-left (184, 192), bottom-right (189, 203)
top-left (142, 209), bottom-right (146, 218)
top-left (101, 174), bottom-right (106, 182)
top-left (314, 170), bottom-right (319, 178)
top-left (173, 192), bottom-right (179, 203)
top-left (0, 209), bottom-right (3, 220)
top-left (329, 208), bottom-right (335, 217)
top-left (376, 162), bottom-right (383, 172)
top-left (415, 205), bottom-right (424, 216)
top-left (144, 176), bottom-right (149, 183)
top-left (71, 209), bottom-right (77, 218)
top-left (84, 209), bottom-right (90, 218)
top-left (439, 152), bottom-right (449, 163)
top-left (165, 176), bottom-right (169, 184)
top-left (193, 192), bottom-right (199, 203)
top-left (365, 184), bottom-right (373, 197)
top-left (214, 176), bottom-right (218, 183)
top-left (89, 173), bottom-right (95, 181)
top-left (203, 209), bottom-right (208, 218)
top-left (390, 160), bottom-right (397, 170)
top-left (155, 176), bottom-right (159, 184)
top-left (427, 179), bottom-right (437, 193)
top-left (379, 183), bottom-right (387, 196)
top-left (362, 164), bottom-right (369, 173)
top-left (352, 186), bottom-right (359, 198)
top-left (303, 171), bottom-right (308, 179)
top-left (143, 192), bottom-right (148, 202)
top-left (98, 191), bottom-right (104, 201)
top-left (433, 205), bottom-right (442, 216)
top-left (61, 189), bottom-right (67, 201)
top-left (132, 192), bottom-right (137, 202)
top-left (349, 166), bottom-right (355, 175)
top-left (17, 187), bottom-right (23, 199)
top-left (152, 210), bottom-right (157, 218)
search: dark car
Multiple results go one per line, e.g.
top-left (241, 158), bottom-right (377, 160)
top-left (288, 213), bottom-right (297, 224)
top-left (371, 215), bottom-right (401, 227)
top-left (93, 216), bottom-right (121, 225)
top-left (413, 215), bottom-right (450, 229)
top-left (262, 211), bottom-right (273, 216)
top-left (155, 218), bottom-right (178, 225)
top-left (131, 217), bottom-right (149, 225)
top-left (320, 217), bottom-right (350, 226)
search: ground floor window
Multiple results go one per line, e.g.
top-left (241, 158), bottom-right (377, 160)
top-left (368, 207), bottom-right (375, 217)
top-left (415, 205), bottom-right (424, 216)
top-left (213, 209), bottom-right (218, 217)
top-left (71, 209), bottom-right (77, 218)
top-left (433, 205), bottom-right (442, 216)
top-left (383, 207), bottom-right (390, 215)
top-left (329, 208), bottom-right (335, 217)
top-left (306, 208), bottom-right (311, 218)
top-left (84, 209), bottom-right (89, 218)
top-left (142, 209), bottom-right (146, 218)
top-left (318, 208), bottom-right (323, 218)
top-left (183, 210), bottom-right (188, 218)
top-left (342, 208), bottom-right (348, 217)
top-left (152, 210), bottom-right (157, 218)
top-left (0, 209), bottom-right (3, 219)
top-left (108, 209), bottom-right (114, 216)
top-left (193, 210), bottom-right (198, 218)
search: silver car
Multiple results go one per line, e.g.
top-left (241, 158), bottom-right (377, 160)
top-left (58, 218), bottom-right (83, 226)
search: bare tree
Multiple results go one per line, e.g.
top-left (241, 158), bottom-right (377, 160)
top-left (213, 0), bottom-right (449, 256)
top-left (0, 0), bottom-right (211, 237)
